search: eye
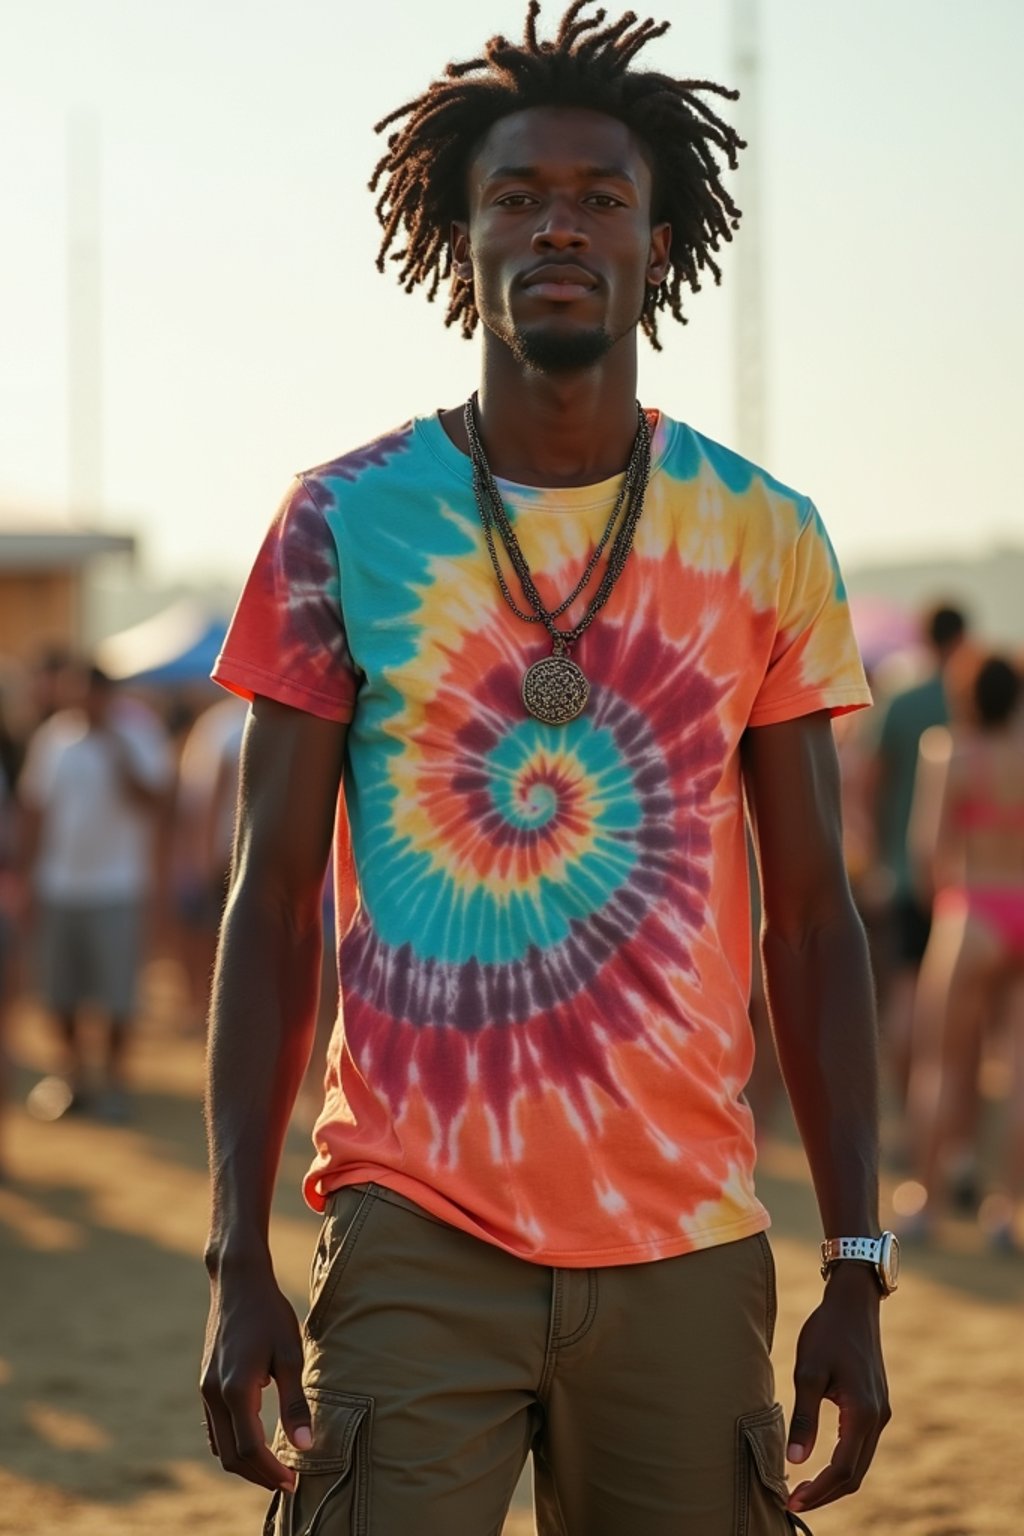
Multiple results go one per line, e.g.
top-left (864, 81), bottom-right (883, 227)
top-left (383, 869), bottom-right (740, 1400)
top-left (585, 194), bottom-right (625, 208)
top-left (495, 193), bottom-right (536, 208)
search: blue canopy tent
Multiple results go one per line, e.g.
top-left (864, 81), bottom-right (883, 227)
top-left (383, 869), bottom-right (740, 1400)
top-left (96, 600), bottom-right (229, 688)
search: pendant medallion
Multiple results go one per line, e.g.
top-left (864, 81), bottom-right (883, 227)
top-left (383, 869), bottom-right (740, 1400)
top-left (522, 654), bottom-right (590, 725)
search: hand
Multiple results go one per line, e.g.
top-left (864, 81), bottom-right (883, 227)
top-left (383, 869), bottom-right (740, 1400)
top-left (786, 1264), bottom-right (891, 1515)
top-left (200, 1257), bottom-right (313, 1491)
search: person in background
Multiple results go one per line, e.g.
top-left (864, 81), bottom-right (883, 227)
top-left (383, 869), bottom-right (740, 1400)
top-left (0, 679), bottom-right (22, 1179)
top-left (900, 655), bottom-right (1024, 1247)
top-left (172, 695), bottom-right (247, 1032)
top-left (18, 662), bottom-right (173, 1122)
top-left (870, 603), bottom-right (968, 1113)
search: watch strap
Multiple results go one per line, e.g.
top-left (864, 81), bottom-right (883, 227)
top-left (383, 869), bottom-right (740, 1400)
top-left (820, 1232), bottom-right (900, 1295)
top-left (820, 1236), bottom-right (883, 1270)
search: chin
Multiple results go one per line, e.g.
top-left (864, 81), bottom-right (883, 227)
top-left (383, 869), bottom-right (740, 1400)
top-left (510, 323), bottom-right (614, 375)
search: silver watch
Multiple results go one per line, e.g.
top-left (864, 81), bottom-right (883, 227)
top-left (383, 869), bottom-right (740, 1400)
top-left (820, 1232), bottom-right (900, 1295)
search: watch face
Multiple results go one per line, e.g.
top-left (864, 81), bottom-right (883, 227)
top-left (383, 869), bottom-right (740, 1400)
top-left (879, 1231), bottom-right (900, 1292)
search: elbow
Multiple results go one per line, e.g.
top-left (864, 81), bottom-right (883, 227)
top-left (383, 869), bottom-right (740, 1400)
top-left (761, 887), bottom-right (862, 956)
top-left (223, 856), bottom-right (324, 939)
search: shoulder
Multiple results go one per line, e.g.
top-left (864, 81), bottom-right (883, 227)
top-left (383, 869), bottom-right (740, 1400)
top-left (656, 415), bottom-right (823, 577)
top-left (883, 673), bottom-right (943, 729)
top-left (18, 711), bottom-right (82, 798)
top-left (659, 415), bottom-right (811, 515)
top-left (29, 709), bottom-right (84, 759)
top-left (297, 419), bottom-right (420, 500)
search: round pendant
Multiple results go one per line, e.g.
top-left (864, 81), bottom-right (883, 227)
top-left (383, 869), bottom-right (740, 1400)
top-left (522, 654), bottom-right (590, 725)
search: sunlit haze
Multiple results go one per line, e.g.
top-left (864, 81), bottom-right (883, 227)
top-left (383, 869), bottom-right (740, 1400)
top-left (2, 1), bottom-right (1022, 584)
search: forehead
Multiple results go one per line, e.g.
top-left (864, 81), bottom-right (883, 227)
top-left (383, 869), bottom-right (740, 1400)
top-left (467, 105), bottom-right (653, 191)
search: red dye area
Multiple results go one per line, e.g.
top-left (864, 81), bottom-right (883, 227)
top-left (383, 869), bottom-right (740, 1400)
top-left (221, 481), bottom-right (357, 711)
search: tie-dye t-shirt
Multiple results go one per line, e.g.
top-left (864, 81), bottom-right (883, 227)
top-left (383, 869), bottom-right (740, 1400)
top-left (213, 409), bottom-right (870, 1267)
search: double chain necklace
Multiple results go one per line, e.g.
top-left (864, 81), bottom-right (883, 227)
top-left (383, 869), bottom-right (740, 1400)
top-left (464, 392), bottom-right (652, 725)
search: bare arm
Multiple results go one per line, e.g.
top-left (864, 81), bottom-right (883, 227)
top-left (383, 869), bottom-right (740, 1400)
top-left (907, 727), bottom-right (957, 898)
top-left (742, 711), bottom-right (890, 1516)
top-left (201, 696), bottom-right (347, 1492)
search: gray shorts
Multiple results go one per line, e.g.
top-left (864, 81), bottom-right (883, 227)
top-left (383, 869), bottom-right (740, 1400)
top-left (37, 899), bottom-right (143, 1017)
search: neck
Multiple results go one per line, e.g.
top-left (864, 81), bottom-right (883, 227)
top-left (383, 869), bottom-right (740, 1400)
top-left (442, 330), bottom-right (641, 487)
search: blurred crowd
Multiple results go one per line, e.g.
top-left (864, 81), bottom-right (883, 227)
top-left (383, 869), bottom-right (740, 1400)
top-left (0, 602), bottom-right (1022, 1249)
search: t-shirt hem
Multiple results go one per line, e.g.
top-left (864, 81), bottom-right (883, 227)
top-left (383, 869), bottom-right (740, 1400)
top-left (312, 1168), bottom-right (771, 1267)
top-left (211, 655), bottom-right (355, 724)
top-left (747, 685), bottom-right (872, 729)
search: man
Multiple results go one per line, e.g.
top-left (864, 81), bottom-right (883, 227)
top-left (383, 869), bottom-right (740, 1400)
top-left (201, 6), bottom-right (892, 1533)
top-left (19, 663), bottom-right (171, 1121)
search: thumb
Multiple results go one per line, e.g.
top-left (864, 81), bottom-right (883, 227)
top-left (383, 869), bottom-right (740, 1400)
top-left (787, 1375), bottom-right (824, 1465)
top-left (276, 1359), bottom-right (313, 1452)
top-left (282, 1401), bottom-right (313, 1452)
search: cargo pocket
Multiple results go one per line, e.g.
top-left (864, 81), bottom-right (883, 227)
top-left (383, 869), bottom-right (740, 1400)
top-left (265, 1388), bottom-right (372, 1536)
top-left (735, 1402), bottom-right (807, 1535)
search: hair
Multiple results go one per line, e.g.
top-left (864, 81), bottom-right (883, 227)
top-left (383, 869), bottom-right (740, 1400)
top-left (369, 0), bottom-right (745, 351)
top-left (924, 602), bottom-right (967, 653)
top-left (34, 643), bottom-right (72, 676)
top-left (972, 654), bottom-right (1020, 730)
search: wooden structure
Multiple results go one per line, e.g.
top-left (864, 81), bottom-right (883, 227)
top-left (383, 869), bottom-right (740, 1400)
top-left (0, 517), bottom-right (135, 662)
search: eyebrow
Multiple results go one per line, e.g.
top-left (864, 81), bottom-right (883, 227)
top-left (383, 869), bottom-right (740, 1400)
top-left (483, 163), bottom-right (639, 187)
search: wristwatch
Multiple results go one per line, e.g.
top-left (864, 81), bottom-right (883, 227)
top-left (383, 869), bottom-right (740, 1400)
top-left (820, 1232), bottom-right (900, 1295)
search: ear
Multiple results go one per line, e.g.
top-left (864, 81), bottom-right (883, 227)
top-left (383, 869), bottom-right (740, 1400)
top-left (450, 221), bottom-right (473, 282)
top-left (647, 221), bottom-right (672, 289)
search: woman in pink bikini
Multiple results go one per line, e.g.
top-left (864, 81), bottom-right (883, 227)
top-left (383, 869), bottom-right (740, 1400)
top-left (901, 654), bottom-right (1024, 1248)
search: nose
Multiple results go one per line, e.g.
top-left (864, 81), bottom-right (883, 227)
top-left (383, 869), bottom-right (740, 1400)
top-left (531, 198), bottom-right (588, 253)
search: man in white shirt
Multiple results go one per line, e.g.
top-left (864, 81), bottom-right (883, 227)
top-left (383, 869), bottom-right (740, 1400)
top-left (20, 664), bottom-right (172, 1120)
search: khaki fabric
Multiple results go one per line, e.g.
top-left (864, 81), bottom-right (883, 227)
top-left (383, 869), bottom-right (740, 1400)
top-left (265, 1184), bottom-right (803, 1536)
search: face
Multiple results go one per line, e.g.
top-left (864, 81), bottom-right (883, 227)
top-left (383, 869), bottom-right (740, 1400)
top-left (452, 106), bottom-right (671, 374)
top-left (74, 668), bottom-right (112, 727)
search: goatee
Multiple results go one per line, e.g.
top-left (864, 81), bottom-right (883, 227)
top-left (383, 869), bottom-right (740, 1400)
top-left (510, 324), bottom-right (614, 375)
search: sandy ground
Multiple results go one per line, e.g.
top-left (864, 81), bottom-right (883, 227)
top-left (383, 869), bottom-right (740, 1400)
top-left (2, 968), bottom-right (1023, 1536)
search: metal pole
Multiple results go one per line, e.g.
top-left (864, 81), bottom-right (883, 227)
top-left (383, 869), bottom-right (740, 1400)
top-left (67, 109), bottom-right (103, 519)
top-left (731, 0), bottom-right (767, 464)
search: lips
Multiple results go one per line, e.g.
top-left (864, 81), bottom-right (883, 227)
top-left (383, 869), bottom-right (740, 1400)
top-left (521, 263), bottom-right (599, 301)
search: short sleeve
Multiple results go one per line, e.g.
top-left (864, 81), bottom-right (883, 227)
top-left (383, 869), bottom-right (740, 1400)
top-left (212, 475), bottom-right (359, 723)
top-left (748, 501), bottom-right (872, 728)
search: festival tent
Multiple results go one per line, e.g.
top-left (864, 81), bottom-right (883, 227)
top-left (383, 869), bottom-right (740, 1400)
top-left (95, 599), bottom-right (228, 687)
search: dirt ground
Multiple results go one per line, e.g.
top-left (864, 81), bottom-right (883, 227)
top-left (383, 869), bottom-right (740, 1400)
top-left (2, 967), bottom-right (1022, 1536)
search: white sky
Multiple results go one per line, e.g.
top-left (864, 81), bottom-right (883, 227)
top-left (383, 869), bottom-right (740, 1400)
top-left (1, 0), bottom-right (1022, 584)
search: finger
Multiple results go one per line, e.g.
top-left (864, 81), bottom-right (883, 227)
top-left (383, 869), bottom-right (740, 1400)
top-left (846, 1393), bottom-right (892, 1496)
top-left (222, 1375), bottom-right (296, 1491)
top-left (202, 1406), bottom-right (219, 1457)
top-left (204, 1395), bottom-right (274, 1488)
top-left (787, 1401), bottom-right (872, 1513)
top-left (787, 1368), bottom-right (826, 1467)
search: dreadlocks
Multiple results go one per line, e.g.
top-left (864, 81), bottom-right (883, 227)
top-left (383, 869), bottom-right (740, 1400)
top-left (369, 0), bottom-right (745, 351)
